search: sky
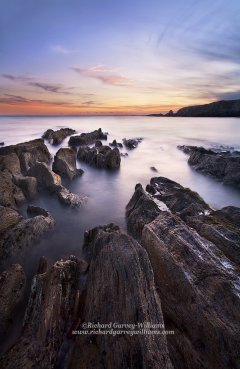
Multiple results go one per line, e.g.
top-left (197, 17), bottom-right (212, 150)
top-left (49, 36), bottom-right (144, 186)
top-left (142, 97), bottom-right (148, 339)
top-left (0, 0), bottom-right (240, 115)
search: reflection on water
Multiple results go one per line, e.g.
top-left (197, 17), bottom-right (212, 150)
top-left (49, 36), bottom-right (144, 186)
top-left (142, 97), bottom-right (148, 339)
top-left (0, 115), bottom-right (240, 353)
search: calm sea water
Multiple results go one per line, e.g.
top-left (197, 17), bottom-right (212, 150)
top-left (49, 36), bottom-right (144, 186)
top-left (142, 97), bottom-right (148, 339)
top-left (0, 115), bottom-right (240, 352)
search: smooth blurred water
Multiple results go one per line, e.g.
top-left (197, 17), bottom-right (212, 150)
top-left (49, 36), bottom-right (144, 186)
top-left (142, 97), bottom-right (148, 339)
top-left (0, 115), bottom-right (240, 353)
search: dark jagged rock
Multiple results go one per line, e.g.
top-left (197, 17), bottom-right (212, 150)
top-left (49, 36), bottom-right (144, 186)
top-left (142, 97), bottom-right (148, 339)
top-left (146, 176), bottom-right (211, 219)
top-left (69, 128), bottom-right (108, 146)
top-left (123, 137), bottom-right (142, 149)
top-left (126, 183), bottom-right (161, 239)
top-left (121, 152), bottom-right (128, 157)
top-left (0, 153), bottom-right (21, 175)
top-left (109, 139), bottom-right (123, 148)
top-left (178, 145), bottom-right (240, 187)
top-left (52, 147), bottom-right (83, 180)
top-left (28, 160), bottom-right (61, 191)
top-left (0, 264), bottom-right (26, 337)
top-left (150, 166), bottom-right (158, 172)
top-left (42, 127), bottom-right (76, 145)
top-left (77, 145), bottom-right (121, 169)
top-left (0, 139), bottom-right (51, 174)
top-left (0, 205), bottom-right (22, 234)
top-left (27, 205), bottom-right (49, 217)
top-left (56, 185), bottom-right (87, 208)
top-left (0, 257), bottom-right (79, 369)
top-left (0, 142), bottom-right (4, 146)
top-left (0, 206), bottom-right (55, 265)
top-left (0, 170), bottom-right (25, 209)
top-left (126, 178), bottom-right (240, 369)
top-left (13, 175), bottom-right (38, 200)
top-left (69, 224), bottom-right (173, 369)
top-left (29, 161), bottom-right (87, 208)
top-left (176, 99), bottom-right (240, 117)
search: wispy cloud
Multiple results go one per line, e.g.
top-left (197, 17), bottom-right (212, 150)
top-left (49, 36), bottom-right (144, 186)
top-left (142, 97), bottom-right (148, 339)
top-left (2, 73), bottom-right (72, 94)
top-left (72, 65), bottom-right (134, 86)
top-left (0, 94), bottom-right (72, 106)
top-left (51, 45), bottom-right (78, 54)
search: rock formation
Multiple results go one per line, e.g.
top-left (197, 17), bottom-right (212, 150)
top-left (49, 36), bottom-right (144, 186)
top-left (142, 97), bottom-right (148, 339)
top-left (126, 177), bottom-right (240, 369)
top-left (0, 264), bottom-right (25, 337)
top-left (178, 145), bottom-right (240, 188)
top-left (77, 145), bottom-right (121, 169)
top-left (52, 147), bottom-right (83, 180)
top-left (175, 99), bottom-right (240, 117)
top-left (42, 128), bottom-right (76, 145)
top-left (69, 224), bottom-right (173, 369)
top-left (123, 138), bottom-right (142, 149)
top-left (69, 128), bottom-right (108, 146)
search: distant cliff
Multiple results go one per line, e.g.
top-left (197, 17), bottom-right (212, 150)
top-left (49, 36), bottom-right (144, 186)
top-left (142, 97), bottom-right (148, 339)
top-left (175, 99), bottom-right (240, 117)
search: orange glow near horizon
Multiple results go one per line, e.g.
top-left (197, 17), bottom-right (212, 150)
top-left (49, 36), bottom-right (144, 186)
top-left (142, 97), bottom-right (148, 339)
top-left (0, 101), bottom-right (183, 116)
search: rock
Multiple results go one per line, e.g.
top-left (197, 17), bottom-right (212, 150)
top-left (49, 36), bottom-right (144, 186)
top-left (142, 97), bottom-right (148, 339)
top-left (175, 98), bottom-right (240, 117)
top-left (0, 207), bottom-right (55, 265)
top-left (28, 161), bottom-right (61, 191)
top-left (52, 147), bottom-right (83, 180)
top-left (13, 175), bottom-right (38, 200)
top-left (77, 145), bottom-right (121, 169)
top-left (150, 166), bottom-right (158, 172)
top-left (121, 152), bottom-right (128, 157)
top-left (146, 176), bottom-right (211, 220)
top-left (0, 264), bottom-right (25, 337)
top-left (56, 185), bottom-right (87, 208)
top-left (165, 110), bottom-right (174, 116)
top-left (95, 140), bottom-right (102, 147)
top-left (187, 208), bottom-right (240, 265)
top-left (37, 256), bottom-right (48, 274)
top-left (27, 205), bottom-right (49, 217)
top-left (0, 170), bottom-right (25, 209)
top-left (0, 139), bottom-right (51, 174)
top-left (109, 139), bottom-right (123, 148)
top-left (179, 145), bottom-right (240, 187)
top-left (123, 137), bottom-right (142, 149)
top-left (0, 205), bottom-right (22, 234)
top-left (69, 128), bottom-right (108, 146)
top-left (42, 127), bottom-right (76, 145)
top-left (0, 258), bottom-right (78, 369)
top-left (78, 259), bottom-right (89, 273)
top-left (140, 212), bottom-right (240, 369)
top-left (126, 178), bottom-right (240, 369)
top-left (0, 153), bottom-right (21, 175)
top-left (0, 142), bottom-right (4, 146)
top-left (69, 224), bottom-right (173, 369)
top-left (126, 183), bottom-right (161, 239)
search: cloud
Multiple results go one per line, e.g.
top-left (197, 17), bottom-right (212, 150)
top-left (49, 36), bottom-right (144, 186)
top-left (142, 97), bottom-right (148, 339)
top-left (2, 74), bottom-right (32, 82)
top-left (72, 65), bottom-right (134, 86)
top-left (51, 45), bottom-right (78, 54)
top-left (2, 73), bottom-right (72, 94)
top-left (0, 94), bottom-right (72, 106)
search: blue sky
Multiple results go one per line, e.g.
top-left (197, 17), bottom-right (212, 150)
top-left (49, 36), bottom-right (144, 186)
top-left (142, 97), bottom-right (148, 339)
top-left (0, 0), bottom-right (240, 114)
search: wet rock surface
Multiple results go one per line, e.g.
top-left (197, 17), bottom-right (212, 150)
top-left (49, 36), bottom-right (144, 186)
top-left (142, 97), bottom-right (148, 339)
top-left (52, 147), bottom-right (83, 180)
top-left (109, 139), bottom-right (123, 148)
top-left (178, 145), bottom-right (240, 188)
top-left (0, 257), bottom-right (79, 369)
top-left (77, 145), bottom-right (121, 169)
top-left (42, 128), bottom-right (76, 145)
top-left (0, 264), bottom-right (26, 337)
top-left (0, 206), bottom-right (55, 266)
top-left (69, 128), bottom-right (108, 146)
top-left (69, 224), bottom-right (173, 369)
top-left (126, 177), bottom-right (240, 369)
top-left (0, 139), bottom-right (51, 174)
top-left (123, 137), bottom-right (142, 149)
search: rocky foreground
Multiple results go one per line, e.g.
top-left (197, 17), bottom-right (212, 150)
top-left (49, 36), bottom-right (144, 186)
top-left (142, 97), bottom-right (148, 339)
top-left (1, 127), bottom-right (239, 368)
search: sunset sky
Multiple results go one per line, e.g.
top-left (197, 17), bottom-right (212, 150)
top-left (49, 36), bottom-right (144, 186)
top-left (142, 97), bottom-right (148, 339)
top-left (0, 0), bottom-right (240, 115)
